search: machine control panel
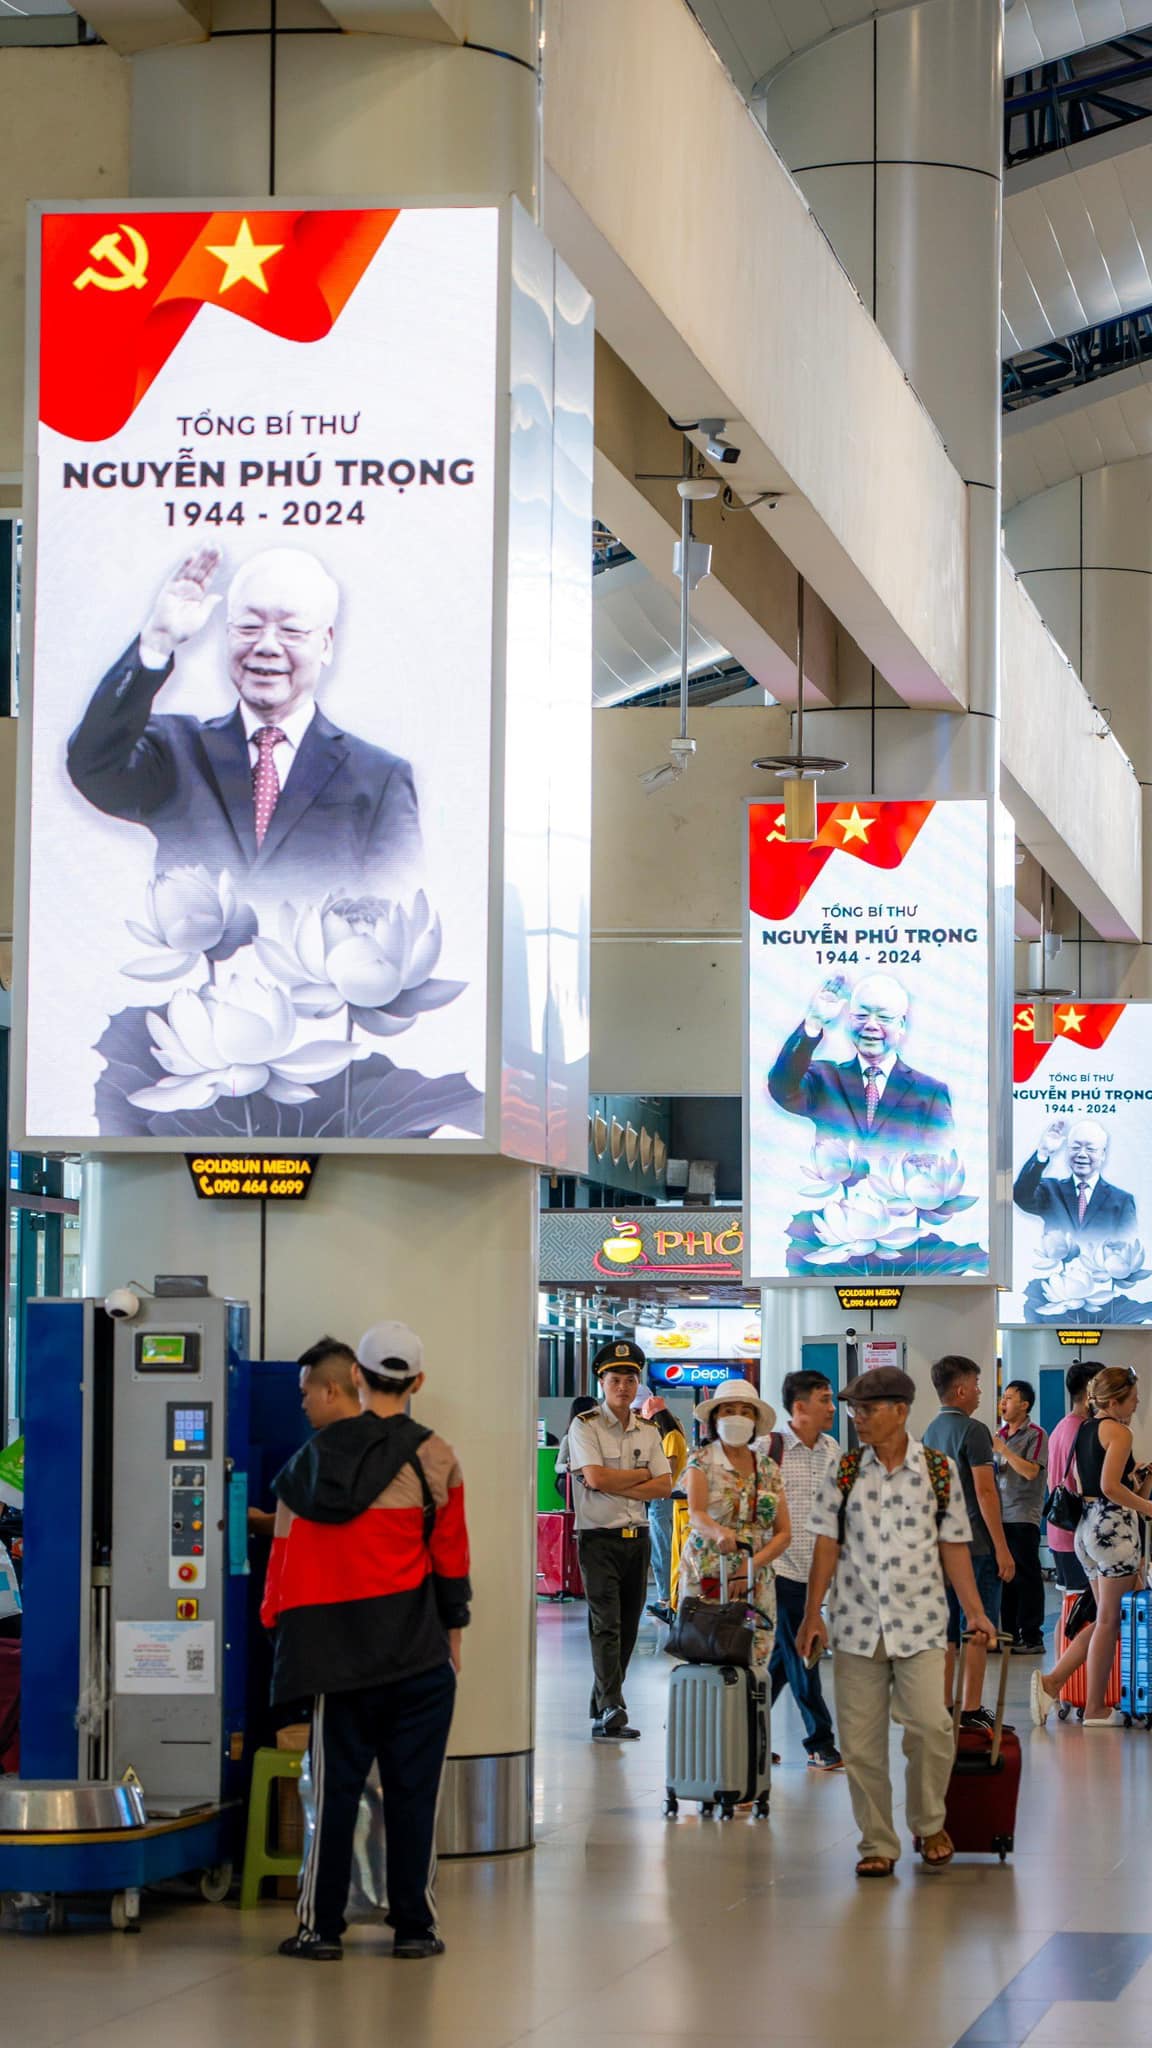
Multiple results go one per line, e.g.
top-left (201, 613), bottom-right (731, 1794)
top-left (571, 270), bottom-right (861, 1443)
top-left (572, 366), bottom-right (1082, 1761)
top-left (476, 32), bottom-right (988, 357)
top-left (170, 1463), bottom-right (208, 1589)
top-left (166, 1402), bottom-right (212, 1459)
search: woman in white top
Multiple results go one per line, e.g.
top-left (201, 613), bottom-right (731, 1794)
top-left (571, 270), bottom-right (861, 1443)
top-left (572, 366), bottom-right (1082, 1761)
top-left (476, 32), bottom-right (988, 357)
top-left (681, 1378), bottom-right (791, 1676)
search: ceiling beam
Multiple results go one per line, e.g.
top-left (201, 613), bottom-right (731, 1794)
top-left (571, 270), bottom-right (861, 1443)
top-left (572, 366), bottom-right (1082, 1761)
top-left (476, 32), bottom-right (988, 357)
top-left (321, 0), bottom-right (464, 39)
top-left (594, 337), bottom-right (838, 707)
top-left (64, 0), bottom-right (209, 52)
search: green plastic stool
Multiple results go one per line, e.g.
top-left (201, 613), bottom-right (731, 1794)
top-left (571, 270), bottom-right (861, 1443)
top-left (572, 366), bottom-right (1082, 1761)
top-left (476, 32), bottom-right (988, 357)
top-left (240, 1748), bottom-right (305, 1909)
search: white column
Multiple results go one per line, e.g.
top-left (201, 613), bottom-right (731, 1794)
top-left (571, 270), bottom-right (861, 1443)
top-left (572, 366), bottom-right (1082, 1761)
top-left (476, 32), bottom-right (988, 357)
top-left (84, 1152), bottom-right (539, 1849)
top-left (130, 1), bottom-right (539, 210)
top-left (1005, 465), bottom-right (1152, 998)
top-left (757, 0), bottom-right (1004, 1376)
top-left (78, 0), bottom-right (544, 1853)
top-left (761, 0), bottom-right (1002, 770)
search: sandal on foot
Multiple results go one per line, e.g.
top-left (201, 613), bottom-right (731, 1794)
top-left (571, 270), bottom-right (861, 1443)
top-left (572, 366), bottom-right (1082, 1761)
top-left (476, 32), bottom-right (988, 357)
top-left (855, 1856), bottom-right (896, 1879)
top-left (1030, 1669), bottom-right (1054, 1728)
top-left (920, 1830), bottom-right (954, 1868)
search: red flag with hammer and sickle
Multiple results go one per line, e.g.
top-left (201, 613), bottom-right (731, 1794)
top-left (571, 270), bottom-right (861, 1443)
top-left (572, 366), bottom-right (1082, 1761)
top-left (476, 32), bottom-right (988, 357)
top-left (40, 209), bottom-right (399, 442)
top-left (748, 799), bottom-right (936, 922)
top-left (1013, 1001), bottom-right (1128, 1084)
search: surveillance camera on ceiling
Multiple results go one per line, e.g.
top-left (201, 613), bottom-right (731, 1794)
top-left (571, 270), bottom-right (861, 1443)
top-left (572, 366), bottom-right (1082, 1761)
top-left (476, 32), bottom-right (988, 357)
top-left (698, 418), bottom-right (742, 465)
top-left (640, 735), bottom-right (697, 794)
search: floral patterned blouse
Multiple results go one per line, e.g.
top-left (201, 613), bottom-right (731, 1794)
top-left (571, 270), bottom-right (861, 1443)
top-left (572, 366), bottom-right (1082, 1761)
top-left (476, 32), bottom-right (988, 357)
top-left (679, 1439), bottom-right (782, 1672)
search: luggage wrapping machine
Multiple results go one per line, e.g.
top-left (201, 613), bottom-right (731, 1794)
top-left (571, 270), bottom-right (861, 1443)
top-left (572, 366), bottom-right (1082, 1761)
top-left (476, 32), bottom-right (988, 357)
top-left (0, 1284), bottom-right (250, 1927)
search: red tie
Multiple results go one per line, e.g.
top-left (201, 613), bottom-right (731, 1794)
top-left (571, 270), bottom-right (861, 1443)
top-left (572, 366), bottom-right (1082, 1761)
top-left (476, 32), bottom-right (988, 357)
top-left (252, 725), bottom-right (286, 847)
top-left (1077, 1181), bottom-right (1088, 1225)
top-left (864, 1062), bottom-right (882, 1129)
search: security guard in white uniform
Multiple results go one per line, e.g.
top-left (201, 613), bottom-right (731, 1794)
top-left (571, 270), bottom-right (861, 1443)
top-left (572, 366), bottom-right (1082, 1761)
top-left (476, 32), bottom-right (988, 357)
top-left (567, 1340), bottom-right (672, 1739)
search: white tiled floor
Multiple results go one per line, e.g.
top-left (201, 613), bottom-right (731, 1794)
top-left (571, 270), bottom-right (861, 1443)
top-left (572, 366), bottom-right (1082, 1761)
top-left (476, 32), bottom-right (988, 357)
top-left (4, 1604), bottom-right (1152, 2047)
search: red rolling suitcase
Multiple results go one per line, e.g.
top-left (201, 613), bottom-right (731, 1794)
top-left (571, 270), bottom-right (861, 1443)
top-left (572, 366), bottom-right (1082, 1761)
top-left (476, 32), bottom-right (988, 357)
top-left (934, 1635), bottom-right (1020, 1860)
top-left (536, 1512), bottom-right (583, 1600)
top-left (1055, 1588), bottom-right (1124, 1720)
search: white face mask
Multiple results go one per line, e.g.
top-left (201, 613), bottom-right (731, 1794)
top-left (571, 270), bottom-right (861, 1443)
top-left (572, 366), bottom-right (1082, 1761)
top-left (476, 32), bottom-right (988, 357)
top-left (716, 1414), bottom-right (755, 1447)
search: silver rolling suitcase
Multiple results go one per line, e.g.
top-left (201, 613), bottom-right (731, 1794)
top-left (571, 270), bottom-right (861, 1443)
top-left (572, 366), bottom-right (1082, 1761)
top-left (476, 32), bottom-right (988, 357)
top-left (664, 1550), bottom-right (771, 1821)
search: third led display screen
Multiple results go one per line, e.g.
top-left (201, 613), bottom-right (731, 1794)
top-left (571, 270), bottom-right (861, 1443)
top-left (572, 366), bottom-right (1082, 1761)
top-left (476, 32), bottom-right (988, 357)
top-left (746, 798), bottom-right (991, 1284)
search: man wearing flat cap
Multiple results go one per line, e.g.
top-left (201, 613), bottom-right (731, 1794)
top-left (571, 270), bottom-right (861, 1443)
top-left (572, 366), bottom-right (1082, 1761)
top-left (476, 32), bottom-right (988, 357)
top-left (567, 1340), bottom-right (672, 1741)
top-left (797, 1365), bottom-right (996, 1879)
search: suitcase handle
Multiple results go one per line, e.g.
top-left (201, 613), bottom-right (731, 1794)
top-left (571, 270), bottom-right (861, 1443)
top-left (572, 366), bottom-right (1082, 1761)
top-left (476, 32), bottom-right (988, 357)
top-left (953, 1631), bottom-right (1013, 1768)
top-left (717, 1539), bottom-right (754, 1604)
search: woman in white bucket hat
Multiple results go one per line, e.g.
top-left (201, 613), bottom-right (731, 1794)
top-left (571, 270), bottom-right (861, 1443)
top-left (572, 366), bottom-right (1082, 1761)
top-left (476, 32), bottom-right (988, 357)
top-left (680, 1378), bottom-right (792, 1675)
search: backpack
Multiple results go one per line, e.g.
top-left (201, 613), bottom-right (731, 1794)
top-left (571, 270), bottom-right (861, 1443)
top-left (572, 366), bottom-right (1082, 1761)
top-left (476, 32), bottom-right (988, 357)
top-left (835, 1445), bottom-right (951, 1545)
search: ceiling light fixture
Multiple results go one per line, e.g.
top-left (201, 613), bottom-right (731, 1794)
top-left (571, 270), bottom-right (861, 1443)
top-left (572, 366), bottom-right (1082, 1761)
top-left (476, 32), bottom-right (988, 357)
top-left (753, 572), bottom-right (846, 839)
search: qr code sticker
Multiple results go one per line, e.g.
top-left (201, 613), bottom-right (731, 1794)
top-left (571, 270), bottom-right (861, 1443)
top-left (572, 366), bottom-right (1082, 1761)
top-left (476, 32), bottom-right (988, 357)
top-left (186, 1647), bottom-right (205, 1673)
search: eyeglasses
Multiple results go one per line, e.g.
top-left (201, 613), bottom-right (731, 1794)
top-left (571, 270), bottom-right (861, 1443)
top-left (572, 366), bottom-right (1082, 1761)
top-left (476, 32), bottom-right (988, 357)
top-left (228, 621), bottom-right (318, 645)
top-left (844, 1399), bottom-right (899, 1417)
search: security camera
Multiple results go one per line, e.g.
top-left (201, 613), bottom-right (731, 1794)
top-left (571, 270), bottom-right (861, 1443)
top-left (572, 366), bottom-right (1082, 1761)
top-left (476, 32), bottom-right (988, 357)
top-left (104, 1287), bottom-right (141, 1321)
top-left (640, 736), bottom-right (697, 794)
top-left (698, 418), bottom-right (742, 466)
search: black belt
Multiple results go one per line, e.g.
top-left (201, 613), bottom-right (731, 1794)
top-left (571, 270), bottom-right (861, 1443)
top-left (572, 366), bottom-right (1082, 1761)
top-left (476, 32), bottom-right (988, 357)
top-left (579, 1525), bottom-right (649, 1540)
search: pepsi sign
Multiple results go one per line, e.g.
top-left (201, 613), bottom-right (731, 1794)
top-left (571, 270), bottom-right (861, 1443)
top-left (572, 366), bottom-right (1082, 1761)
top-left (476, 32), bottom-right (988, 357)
top-left (648, 1361), bottom-right (732, 1389)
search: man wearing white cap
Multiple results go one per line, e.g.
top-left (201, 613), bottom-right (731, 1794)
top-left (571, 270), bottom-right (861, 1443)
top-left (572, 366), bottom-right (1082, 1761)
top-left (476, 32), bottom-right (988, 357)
top-left (262, 1320), bottom-right (470, 1962)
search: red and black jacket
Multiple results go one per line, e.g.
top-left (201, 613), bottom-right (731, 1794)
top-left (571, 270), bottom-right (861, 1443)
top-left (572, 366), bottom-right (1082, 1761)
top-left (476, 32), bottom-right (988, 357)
top-left (261, 1412), bottom-right (471, 1703)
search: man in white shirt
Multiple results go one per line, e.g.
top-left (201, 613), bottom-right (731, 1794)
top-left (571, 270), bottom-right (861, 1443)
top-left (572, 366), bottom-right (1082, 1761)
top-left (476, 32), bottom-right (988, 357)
top-left (798, 1366), bottom-right (997, 1877)
top-left (67, 544), bottom-right (422, 906)
top-left (567, 1341), bottom-right (671, 1741)
top-left (766, 1369), bottom-right (843, 1770)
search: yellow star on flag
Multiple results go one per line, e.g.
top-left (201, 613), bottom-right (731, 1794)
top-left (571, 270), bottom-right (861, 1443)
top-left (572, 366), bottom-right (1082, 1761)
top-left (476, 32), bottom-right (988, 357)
top-left (205, 218), bottom-right (284, 296)
top-left (835, 803), bottom-right (873, 846)
top-left (1058, 1005), bottom-right (1085, 1033)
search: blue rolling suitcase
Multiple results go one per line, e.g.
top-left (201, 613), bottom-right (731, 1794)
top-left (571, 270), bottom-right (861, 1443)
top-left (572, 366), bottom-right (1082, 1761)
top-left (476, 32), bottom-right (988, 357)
top-left (1122, 1590), bottom-right (1152, 1727)
top-left (663, 1552), bottom-right (770, 1822)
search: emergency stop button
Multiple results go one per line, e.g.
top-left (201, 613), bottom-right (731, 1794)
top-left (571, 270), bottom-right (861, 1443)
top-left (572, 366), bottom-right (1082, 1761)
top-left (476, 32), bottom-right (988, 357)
top-left (178, 1564), bottom-right (196, 1582)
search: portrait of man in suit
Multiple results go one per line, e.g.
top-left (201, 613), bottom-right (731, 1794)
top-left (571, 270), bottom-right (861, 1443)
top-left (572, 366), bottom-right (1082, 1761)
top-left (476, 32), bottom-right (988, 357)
top-left (67, 544), bottom-right (422, 907)
top-left (767, 970), bottom-right (953, 1153)
top-left (1014, 1117), bottom-right (1137, 1243)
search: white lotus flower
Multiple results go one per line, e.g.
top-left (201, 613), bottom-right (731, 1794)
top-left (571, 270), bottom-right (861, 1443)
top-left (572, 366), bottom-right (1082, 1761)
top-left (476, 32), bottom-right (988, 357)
top-left (874, 1150), bottom-right (974, 1220)
top-left (255, 892), bottom-right (463, 1036)
top-left (803, 1183), bottom-right (921, 1265)
top-left (123, 867), bottom-right (257, 981)
top-left (1093, 1239), bottom-right (1146, 1284)
top-left (1034, 1228), bottom-right (1078, 1275)
top-left (127, 973), bottom-right (371, 1112)
top-left (1034, 1256), bottom-right (1116, 1317)
top-left (795, 1136), bottom-right (862, 1207)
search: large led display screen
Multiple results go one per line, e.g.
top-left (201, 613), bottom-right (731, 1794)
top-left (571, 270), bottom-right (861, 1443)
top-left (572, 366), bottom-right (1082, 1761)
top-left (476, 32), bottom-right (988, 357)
top-left (746, 799), bottom-right (991, 1283)
top-left (20, 206), bottom-right (497, 1145)
top-left (1005, 1001), bottom-right (1152, 1325)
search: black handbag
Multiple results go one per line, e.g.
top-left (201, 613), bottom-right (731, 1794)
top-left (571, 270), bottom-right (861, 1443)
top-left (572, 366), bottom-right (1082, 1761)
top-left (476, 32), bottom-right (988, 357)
top-left (1044, 1425), bottom-right (1087, 1532)
top-left (665, 1595), bottom-right (754, 1669)
top-left (1064, 1586), bottom-right (1097, 1639)
top-left (1043, 1481), bottom-right (1084, 1532)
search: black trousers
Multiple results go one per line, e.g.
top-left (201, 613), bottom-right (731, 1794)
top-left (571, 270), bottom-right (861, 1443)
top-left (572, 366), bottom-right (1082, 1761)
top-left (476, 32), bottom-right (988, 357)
top-left (577, 1529), bottom-right (650, 1720)
top-left (1053, 1547), bottom-right (1089, 1593)
top-left (1000, 1522), bottom-right (1045, 1643)
top-left (299, 1662), bottom-right (456, 1943)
